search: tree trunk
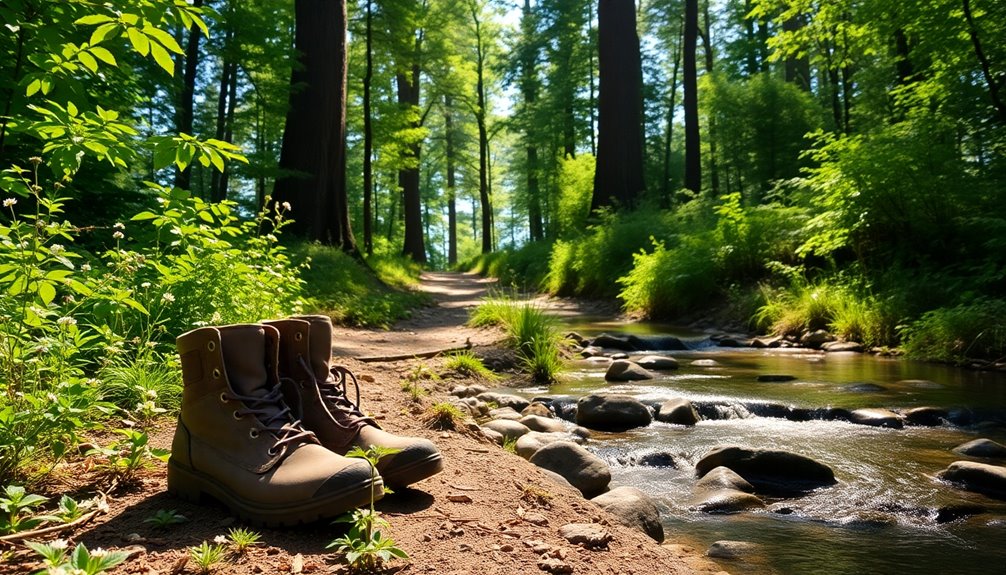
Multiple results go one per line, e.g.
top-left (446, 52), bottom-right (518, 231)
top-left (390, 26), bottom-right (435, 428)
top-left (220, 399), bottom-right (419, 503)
top-left (174, 0), bottom-right (204, 190)
top-left (962, 0), bottom-right (1006, 123)
top-left (445, 96), bottom-right (458, 266)
top-left (661, 21), bottom-right (683, 207)
top-left (591, 0), bottom-right (646, 211)
top-left (700, 1), bottom-right (719, 195)
top-left (399, 63), bottom-right (426, 263)
top-left (521, 0), bottom-right (543, 241)
top-left (743, 0), bottom-right (757, 76)
top-left (683, 0), bottom-right (701, 193)
top-left (274, 0), bottom-right (357, 253)
top-left (215, 56), bottom-right (239, 201)
top-left (784, 15), bottom-right (811, 90)
top-left (470, 3), bottom-right (492, 254)
top-left (588, 0), bottom-right (597, 157)
top-left (363, 0), bottom-right (374, 255)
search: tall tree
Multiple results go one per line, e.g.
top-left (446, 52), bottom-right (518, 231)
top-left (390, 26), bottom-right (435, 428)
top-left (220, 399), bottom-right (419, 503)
top-left (468, 0), bottom-right (493, 253)
top-left (273, 0), bottom-right (357, 252)
top-left (683, 0), bottom-right (701, 192)
top-left (174, 0), bottom-right (205, 190)
top-left (362, 0), bottom-right (375, 255)
top-left (591, 0), bottom-right (646, 211)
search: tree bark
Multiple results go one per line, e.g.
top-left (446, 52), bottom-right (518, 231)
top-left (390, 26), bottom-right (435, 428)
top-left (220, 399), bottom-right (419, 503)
top-left (683, 0), bottom-right (701, 193)
top-left (700, 1), bottom-right (719, 195)
top-left (591, 0), bottom-right (646, 211)
top-left (363, 0), bottom-right (374, 255)
top-left (962, 0), bottom-right (1006, 123)
top-left (398, 63), bottom-right (425, 263)
top-left (521, 0), bottom-right (543, 241)
top-left (444, 96), bottom-right (458, 266)
top-left (470, 2), bottom-right (492, 254)
top-left (274, 0), bottom-right (357, 254)
top-left (661, 20), bottom-right (683, 207)
top-left (174, 0), bottom-right (204, 190)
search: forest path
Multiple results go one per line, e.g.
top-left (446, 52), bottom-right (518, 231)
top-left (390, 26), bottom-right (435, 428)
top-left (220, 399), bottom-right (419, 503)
top-left (329, 271), bottom-right (615, 360)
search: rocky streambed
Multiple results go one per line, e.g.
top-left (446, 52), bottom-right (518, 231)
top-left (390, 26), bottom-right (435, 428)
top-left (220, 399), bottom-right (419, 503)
top-left (459, 329), bottom-right (1006, 574)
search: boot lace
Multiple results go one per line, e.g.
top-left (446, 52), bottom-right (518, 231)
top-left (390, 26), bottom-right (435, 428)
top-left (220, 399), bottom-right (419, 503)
top-left (298, 357), bottom-right (375, 432)
top-left (228, 385), bottom-right (315, 453)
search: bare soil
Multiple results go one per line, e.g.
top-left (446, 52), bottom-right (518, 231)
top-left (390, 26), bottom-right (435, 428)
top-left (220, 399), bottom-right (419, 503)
top-left (2, 272), bottom-right (727, 575)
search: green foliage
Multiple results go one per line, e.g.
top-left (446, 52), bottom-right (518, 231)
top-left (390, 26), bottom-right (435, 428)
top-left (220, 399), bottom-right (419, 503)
top-left (422, 402), bottom-right (466, 431)
top-left (460, 241), bottom-right (554, 291)
top-left (143, 509), bottom-right (187, 529)
top-left (328, 446), bottom-right (408, 572)
top-left (26, 540), bottom-right (128, 575)
top-left (442, 350), bottom-right (497, 380)
top-left (188, 541), bottom-right (228, 574)
top-left (226, 527), bottom-right (263, 554)
top-left (97, 355), bottom-right (181, 421)
top-left (469, 295), bottom-right (563, 383)
top-left (901, 299), bottom-right (1006, 364)
top-left (297, 244), bottom-right (427, 328)
top-left (86, 429), bottom-right (169, 481)
top-left (501, 436), bottom-right (518, 454)
top-left (0, 485), bottom-right (51, 534)
top-left (556, 154), bottom-right (596, 237)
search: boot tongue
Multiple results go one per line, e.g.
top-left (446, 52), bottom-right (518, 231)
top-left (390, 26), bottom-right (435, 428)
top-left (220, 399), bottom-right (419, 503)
top-left (303, 315), bottom-right (334, 382)
top-left (221, 325), bottom-right (270, 398)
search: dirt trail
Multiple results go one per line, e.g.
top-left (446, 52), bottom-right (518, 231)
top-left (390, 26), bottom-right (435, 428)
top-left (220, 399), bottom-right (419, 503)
top-left (330, 271), bottom-right (616, 360)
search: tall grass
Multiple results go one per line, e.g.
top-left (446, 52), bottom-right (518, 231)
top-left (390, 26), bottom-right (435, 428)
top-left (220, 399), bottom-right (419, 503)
top-left (469, 295), bottom-right (563, 383)
top-left (901, 299), bottom-right (1006, 363)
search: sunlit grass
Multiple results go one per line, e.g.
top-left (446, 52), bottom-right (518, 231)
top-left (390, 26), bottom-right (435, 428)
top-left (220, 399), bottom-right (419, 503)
top-left (469, 294), bottom-right (563, 383)
top-left (442, 350), bottom-right (498, 380)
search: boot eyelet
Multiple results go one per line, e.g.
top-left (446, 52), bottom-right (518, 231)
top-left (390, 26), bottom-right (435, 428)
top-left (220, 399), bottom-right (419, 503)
top-left (249, 428), bottom-right (260, 439)
top-left (212, 368), bottom-right (222, 379)
top-left (207, 340), bottom-right (216, 351)
top-left (267, 447), bottom-right (278, 456)
top-left (233, 410), bottom-right (243, 420)
top-left (294, 332), bottom-right (304, 342)
top-left (219, 393), bottom-right (229, 403)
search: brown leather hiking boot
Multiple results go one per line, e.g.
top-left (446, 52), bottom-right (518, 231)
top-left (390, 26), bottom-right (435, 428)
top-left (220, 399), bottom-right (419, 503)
top-left (168, 324), bottom-right (381, 526)
top-left (265, 316), bottom-right (444, 487)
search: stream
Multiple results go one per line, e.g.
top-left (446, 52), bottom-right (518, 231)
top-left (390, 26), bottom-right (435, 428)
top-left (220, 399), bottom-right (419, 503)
top-left (517, 322), bottom-right (1006, 574)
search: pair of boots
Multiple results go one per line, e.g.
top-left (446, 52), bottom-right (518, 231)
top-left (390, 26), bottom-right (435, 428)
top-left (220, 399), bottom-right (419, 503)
top-left (167, 315), bottom-right (443, 526)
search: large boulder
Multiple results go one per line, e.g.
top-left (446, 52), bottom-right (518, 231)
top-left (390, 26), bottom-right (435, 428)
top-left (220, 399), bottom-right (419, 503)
top-left (655, 398), bottom-right (700, 426)
top-left (632, 355), bottom-right (680, 370)
top-left (695, 446), bottom-right (836, 494)
top-left (695, 466), bottom-right (755, 493)
top-left (953, 439), bottom-right (1006, 459)
top-left (849, 408), bottom-right (904, 429)
top-left (937, 461), bottom-right (1006, 500)
top-left (520, 414), bottom-right (566, 433)
top-left (604, 360), bottom-right (655, 382)
top-left (487, 406), bottom-right (523, 420)
top-left (591, 486), bottom-right (664, 542)
top-left (801, 329), bottom-right (835, 349)
top-left (591, 333), bottom-right (687, 351)
top-left (575, 394), bottom-right (653, 431)
top-left (515, 431), bottom-right (584, 460)
top-left (528, 441), bottom-right (611, 498)
top-left (903, 406), bottom-right (948, 426)
top-left (521, 402), bottom-right (553, 418)
top-left (481, 419), bottom-right (531, 442)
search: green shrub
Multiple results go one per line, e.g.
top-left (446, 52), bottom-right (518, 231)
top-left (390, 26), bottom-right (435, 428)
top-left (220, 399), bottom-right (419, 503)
top-left (469, 296), bottom-right (563, 383)
top-left (443, 351), bottom-right (497, 380)
top-left (901, 299), bottom-right (1006, 363)
top-left (618, 236), bottom-right (719, 317)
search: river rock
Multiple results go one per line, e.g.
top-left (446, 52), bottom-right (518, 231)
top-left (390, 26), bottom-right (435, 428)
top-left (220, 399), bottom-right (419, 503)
top-left (610, 352), bottom-right (630, 360)
top-left (937, 461), bottom-right (1006, 499)
top-left (655, 398), bottom-right (701, 426)
top-left (592, 333), bottom-right (638, 351)
top-left (580, 345), bottom-right (604, 358)
top-left (756, 374), bottom-right (796, 382)
top-left (953, 438), bottom-right (1006, 458)
top-left (482, 419), bottom-right (531, 441)
top-left (695, 446), bottom-right (837, 494)
top-left (623, 450), bottom-right (679, 467)
top-left (695, 466), bottom-right (755, 493)
top-left (481, 427), bottom-right (504, 444)
top-left (488, 407), bottom-right (523, 422)
top-left (591, 486), bottom-right (664, 542)
top-left (566, 332), bottom-right (588, 346)
top-left (633, 355), bottom-right (680, 370)
top-left (604, 360), bottom-right (655, 382)
top-left (575, 393), bottom-right (653, 431)
top-left (691, 488), bottom-right (766, 514)
top-left (521, 402), bottom-right (553, 418)
top-left (520, 414), bottom-right (565, 433)
top-left (822, 341), bottom-right (864, 352)
top-left (450, 384), bottom-right (487, 398)
top-left (477, 392), bottom-right (530, 412)
top-left (558, 523), bottom-right (614, 548)
top-left (845, 383), bottom-right (887, 393)
top-left (903, 406), bottom-right (948, 426)
top-left (849, 408), bottom-right (904, 429)
top-left (801, 329), bottom-right (835, 349)
top-left (528, 441), bottom-right (611, 498)
top-left (692, 359), bottom-right (720, 367)
top-left (707, 540), bottom-right (760, 560)
top-left (515, 431), bottom-right (584, 460)
top-left (751, 335), bottom-right (783, 348)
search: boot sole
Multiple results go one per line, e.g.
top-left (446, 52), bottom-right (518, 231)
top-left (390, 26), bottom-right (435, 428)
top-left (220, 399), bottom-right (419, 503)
top-left (167, 459), bottom-right (382, 527)
top-left (381, 452), bottom-right (444, 488)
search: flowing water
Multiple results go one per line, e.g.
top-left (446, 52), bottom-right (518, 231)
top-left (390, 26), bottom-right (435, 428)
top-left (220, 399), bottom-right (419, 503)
top-left (516, 322), bottom-right (1006, 574)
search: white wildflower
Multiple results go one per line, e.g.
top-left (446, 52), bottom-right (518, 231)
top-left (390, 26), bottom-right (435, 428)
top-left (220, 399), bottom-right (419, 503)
top-left (281, 201), bottom-right (291, 211)
top-left (49, 243), bottom-right (65, 255)
top-left (81, 263), bottom-right (91, 272)
top-left (161, 292), bottom-right (175, 303)
top-left (56, 316), bottom-right (76, 327)
top-left (213, 535), bottom-right (228, 545)
top-left (2, 198), bottom-right (15, 208)
top-left (145, 389), bottom-right (158, 399)
top-left (49, 538), bottom-right (69, 550)
top-left (113, 222), bottom-right (125, 230)
top-left (90, 547), bottom-right (108, 557)
top-left (141, 282), bottom-right (151, 288)
top-left (112, 230), bottom-right (124, 240)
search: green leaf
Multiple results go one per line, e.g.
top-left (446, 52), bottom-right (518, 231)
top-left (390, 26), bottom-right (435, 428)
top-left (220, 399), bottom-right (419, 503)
top-left (90, 23), bottom-right (119, 45)
top-left (75, 14), bottom-right (115, 25)
top-left (143, 26), bottom-right (183, 53)
top-left (26, 77), bottom-right (41, 97)
top-left (131, 211), bottom-right (158, 221)
top-left (127, 27), bottom-right (150, 56)
top-left (149, 40), bottom-right (175, 75)
top-left (89, 46), bottom-right (116, 66)
top-left (77, 51), bottom-right (98, 73)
